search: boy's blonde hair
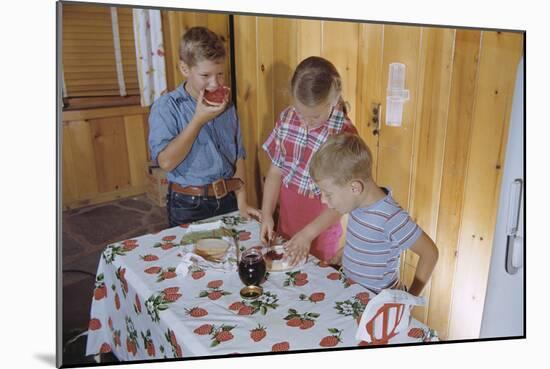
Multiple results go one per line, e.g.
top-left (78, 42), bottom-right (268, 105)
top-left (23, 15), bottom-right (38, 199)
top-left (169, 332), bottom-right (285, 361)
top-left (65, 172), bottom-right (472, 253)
top-left (179, 26), bottom-right (226, 67)
top-left (291, 56), bottom-right (348, 115)
top-left (310, 133), bottom-right (373, 185)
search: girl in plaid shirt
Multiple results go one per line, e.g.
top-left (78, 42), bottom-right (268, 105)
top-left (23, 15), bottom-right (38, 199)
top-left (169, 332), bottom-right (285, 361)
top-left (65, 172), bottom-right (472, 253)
top-left (261, 56), bottom-right (357, 264)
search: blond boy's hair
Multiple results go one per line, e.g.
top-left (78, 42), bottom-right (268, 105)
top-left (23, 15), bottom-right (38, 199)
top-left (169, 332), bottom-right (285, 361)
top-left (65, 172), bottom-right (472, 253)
top-left (179, 26), bottom-right (226, 66)
top-left (310, 133), bottom-right (373, 185)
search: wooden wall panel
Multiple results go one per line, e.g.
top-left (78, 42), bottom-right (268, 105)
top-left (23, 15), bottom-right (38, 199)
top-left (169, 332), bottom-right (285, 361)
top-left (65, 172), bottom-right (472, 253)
top-left (272, 18), bottom-right (297, 120)
top-left (257, 18), bottom-right (275, 182)
top-left (90, 117), bottom-right (132, 193)
top-left (427, 29), bottom-right (482, 339)
top-left (297, 20), bottom-right (322, 61)
top-left (376, 25), bottom-right (421, 208)
top-left (405, 27), bottom-right (455, 323)
top-left (322, 21), bottom-right (359, 124)
top-left (65, 120), bottom-right (100, 199)
top-left (62, 106), bottom-right (149, 210)
top-left (62, 124), bottom-right (78, 204)
top-left (234, 16), bottom-right (261, 207)
top-left (448, 31), bottom-right (523, 339)
top-left (355, 24), bottom-right (383, 180)
top-left (124, 114), bottom-right (148, 187)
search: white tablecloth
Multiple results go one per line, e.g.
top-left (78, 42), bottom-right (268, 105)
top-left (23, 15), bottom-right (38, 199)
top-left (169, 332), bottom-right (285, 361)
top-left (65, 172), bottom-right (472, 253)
top-left (85, 211), bottom-right (436, 361)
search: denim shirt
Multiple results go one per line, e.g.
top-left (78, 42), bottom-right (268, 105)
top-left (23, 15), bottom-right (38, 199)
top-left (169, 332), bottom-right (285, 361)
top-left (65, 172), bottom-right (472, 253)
top-left (148, 83), bottom-right (246, 186)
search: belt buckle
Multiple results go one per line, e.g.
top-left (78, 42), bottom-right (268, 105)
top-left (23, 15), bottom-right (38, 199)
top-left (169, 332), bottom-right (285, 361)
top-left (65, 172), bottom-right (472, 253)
top-left (212, 179), bottom-right (228, 199)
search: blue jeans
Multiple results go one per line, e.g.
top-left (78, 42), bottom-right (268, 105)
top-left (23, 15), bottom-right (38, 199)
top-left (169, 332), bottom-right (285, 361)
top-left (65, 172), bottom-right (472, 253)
top-left (166, 184), bottom-right (239, 227)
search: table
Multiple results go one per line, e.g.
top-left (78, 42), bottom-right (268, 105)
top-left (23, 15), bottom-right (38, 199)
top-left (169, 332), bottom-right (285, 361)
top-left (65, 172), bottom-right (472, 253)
top-left (85, 211), bottom-right (437, 361)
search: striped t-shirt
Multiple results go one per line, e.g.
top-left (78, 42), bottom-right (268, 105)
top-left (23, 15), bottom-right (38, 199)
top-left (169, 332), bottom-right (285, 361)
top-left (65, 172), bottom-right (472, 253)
top-left (342, 188), bottom-right (422, 293)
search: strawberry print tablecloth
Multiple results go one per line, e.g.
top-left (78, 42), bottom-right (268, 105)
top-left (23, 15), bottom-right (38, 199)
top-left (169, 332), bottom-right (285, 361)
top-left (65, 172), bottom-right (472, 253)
top-left (85, 211), bottom-right (437, 361)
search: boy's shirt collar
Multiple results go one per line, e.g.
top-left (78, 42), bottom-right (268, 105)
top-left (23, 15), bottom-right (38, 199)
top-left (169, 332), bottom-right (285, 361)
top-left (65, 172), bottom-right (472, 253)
top-left (353, 187), bottom-right (392, 213)
top-left (179, 81), bottom-right (195, 103)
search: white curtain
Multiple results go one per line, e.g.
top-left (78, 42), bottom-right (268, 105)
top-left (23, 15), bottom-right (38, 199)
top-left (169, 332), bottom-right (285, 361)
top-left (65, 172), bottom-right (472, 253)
top-left (133, 9), bottom-right (167, 107)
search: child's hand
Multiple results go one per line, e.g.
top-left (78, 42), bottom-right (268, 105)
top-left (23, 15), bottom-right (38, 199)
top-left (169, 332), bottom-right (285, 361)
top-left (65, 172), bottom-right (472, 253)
top-left (193, 88), bottom-right (229, 126)
top-left (285, 230), bottom-right (313, 266)
top-left (260, 215), bottom-right (275, 245)
top-left (238, 203), bottom-right (261, 221)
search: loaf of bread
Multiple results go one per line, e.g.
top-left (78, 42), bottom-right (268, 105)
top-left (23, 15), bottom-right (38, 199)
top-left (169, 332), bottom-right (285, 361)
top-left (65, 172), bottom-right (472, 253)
top-left (194, 238), bottom-right (230, 262)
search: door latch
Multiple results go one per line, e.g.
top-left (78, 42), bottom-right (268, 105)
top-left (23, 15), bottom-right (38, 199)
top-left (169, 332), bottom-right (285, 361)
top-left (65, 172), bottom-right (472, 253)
top-left (371, 103), bottom-right (381, 136)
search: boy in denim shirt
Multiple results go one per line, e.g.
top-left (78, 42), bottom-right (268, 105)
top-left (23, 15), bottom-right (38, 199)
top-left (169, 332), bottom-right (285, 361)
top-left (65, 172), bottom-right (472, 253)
top-left (149, 27), bottom-right (259, 226)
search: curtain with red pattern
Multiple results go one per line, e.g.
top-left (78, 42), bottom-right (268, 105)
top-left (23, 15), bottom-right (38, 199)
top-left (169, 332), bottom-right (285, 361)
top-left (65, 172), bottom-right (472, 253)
top-left (132, 9), bottom-right (167, 107)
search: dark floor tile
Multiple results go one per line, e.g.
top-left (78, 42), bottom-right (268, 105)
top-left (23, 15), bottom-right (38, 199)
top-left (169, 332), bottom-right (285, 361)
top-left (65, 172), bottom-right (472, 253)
top-left (63, 276), bottom-right (95, 342)
top-left (62, 232), bottom-right (88, 259)
top-left (144, 211), bottom-right (168, 227)
top-left (65, 205), bottom-right (144, 246)
top-left (63, 249), bottom-right (103, 285)
top-left (118, 196), bottom-right (153, 212)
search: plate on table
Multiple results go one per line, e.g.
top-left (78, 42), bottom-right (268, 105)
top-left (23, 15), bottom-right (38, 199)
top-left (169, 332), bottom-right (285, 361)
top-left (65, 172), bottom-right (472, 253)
top-left (194, 238), bottom-right (230, 263)
top-left (263, 244), bottom-right (307, 272)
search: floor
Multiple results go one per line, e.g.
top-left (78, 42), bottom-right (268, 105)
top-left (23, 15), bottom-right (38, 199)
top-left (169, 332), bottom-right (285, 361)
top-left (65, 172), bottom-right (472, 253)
top-left (61, 194), bottom-right (168, 366)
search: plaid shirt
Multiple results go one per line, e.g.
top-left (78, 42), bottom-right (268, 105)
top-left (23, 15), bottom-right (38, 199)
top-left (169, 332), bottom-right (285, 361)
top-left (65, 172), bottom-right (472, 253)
top-left (262, 104), bottom-right (357, 198)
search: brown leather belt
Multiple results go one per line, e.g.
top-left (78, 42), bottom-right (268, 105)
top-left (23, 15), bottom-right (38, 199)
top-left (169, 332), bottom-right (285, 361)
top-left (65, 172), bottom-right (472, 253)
top-left (170, 178), bottom-right (243, 199)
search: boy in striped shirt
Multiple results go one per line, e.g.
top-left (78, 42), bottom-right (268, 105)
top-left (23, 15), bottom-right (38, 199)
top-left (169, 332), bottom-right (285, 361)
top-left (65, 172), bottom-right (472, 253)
top-left (309, 133), bottom-right (438, 295)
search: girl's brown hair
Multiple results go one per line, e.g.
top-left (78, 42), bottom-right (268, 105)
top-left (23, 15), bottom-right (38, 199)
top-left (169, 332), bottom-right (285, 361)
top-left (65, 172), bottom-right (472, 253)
top-left (291, 56), bottom-right (348, 114)
top-left (310, 133), bottom-right (373, 186)
top-left (179, 27), bottom-right (226, 67)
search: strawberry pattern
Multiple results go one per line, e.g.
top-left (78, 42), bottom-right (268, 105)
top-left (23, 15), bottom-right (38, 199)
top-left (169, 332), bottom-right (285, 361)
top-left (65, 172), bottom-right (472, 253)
top-left (299, 292), bottom-right (325, 303)
top-left (185, 306), bottom-right (208, 318)
top-left (133, 294), bottom-right (142, 314)
top-left (325, 269), bottom-right (354, 287)
top-left (115, 267), bottom-right (128, 298)
top-left (193, 324), bottom-right (214, 335)
top-left (121, 239), bottom-right (139, 252)
top-left (153, 239), bottom-right (176, 251)
top-left (93, 273), bottom-right (107, 301)
top-left (208, 324), bottom-right (236, 347)
top-left (198, 282), bottom-right (232, 300)
top-left (89, 318), bottom-right (101, 331)
top-left (284, 308), bottom-right (320, 330)
top-left (408, 327), bottom-right (425, 339)
top-left (164, 328), bottom-right (183, 358)
top-left (112, 286), bottom-right (121, 310)
top-left (141, 329), bottom-right (156, 357)
top-left (85, 211), bottom-right (437, 361)
top-left (237, 230), bottom-right (252, 241)
top-left (144, 289), bottom-right (180, 322)
top-left (271, 341), bottom-right (290, 352)
top-left (250, 324), bottom-right (267, 342)
top-left (124, 316), bottom-right (139, 356)
top-left (319, 328), bottom-right (344, 347)
top-left (140, 254), bottom-right (159, 262)
top-left (284, 270), bottom-right (309, 287)
top-left (155, 267), bottom-right (177, 282)
top-left (189, 265), bottom-right (206, 280)
top-left (113, 329), bottom-right (122, 348)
